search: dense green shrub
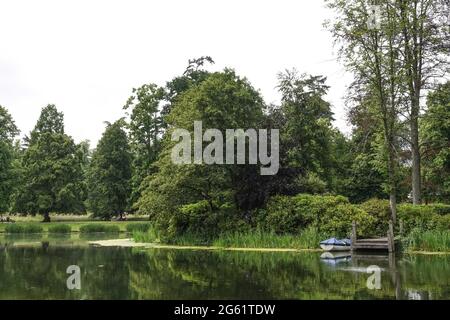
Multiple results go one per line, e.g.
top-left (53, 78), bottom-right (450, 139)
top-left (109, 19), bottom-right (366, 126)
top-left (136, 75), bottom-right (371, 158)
top-left (126, 223), bottom-right (152, 233)
top-left (79, 224), bottom-right (120, 233)
top-left (358, 200), bottom-right (449, 235)
top-left (358, 199), bottom-right (391, 236)
top-left (5, 224), bottom-right (43, 233)
top-left (436, 214), bottom-right (450, 230)
top-left (263, 194), bottom-right (375, 238)
top-left (48, 224), bottom-right (72, 233)
top-left (262, 196), bottom-right (302, 233)
top-left (171, 201), bottom-right (246, 241)
top-left (398, 204), bottom-right (442, 233)
top-left (175, 200), bottom-right (216, 239)
top-left (427, 203), bottom-right (450, 216)
top-left (23, 224), bottom-right (44, 233)
top-left (4, 224), bottom-right (24, 233)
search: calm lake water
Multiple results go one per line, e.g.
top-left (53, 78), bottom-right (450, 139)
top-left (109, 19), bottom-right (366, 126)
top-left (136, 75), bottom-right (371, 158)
top-left (0, 234), bottom-right (448, 300)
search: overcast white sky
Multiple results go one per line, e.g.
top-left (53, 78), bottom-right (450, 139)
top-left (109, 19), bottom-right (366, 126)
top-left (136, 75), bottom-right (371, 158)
top-left (0, 0), bottom-right (352, 146)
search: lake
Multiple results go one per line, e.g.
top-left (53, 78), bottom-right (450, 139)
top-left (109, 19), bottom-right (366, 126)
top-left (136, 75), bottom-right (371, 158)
top-left (0, 234), bottom-right (448, 300)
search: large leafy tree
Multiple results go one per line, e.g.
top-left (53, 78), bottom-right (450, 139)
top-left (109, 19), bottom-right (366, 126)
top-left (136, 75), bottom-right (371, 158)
top-left (87, 120), bottom-right (132, 220)
top-left (341, 96), bottom-right (387, 202)
top-left (0, 105), bottom-right (19, 213)
top-left (25, 104), bottom-right (64, 145)
top-left (396, 0), bottom-right (449, 204)
top-left (326, 0), bottom-right (405, 222)
top-left (124, 84), bottom-right (165, 208)
top-left (162, 56), bottom-right (214, 122)
top-left (421, 82), bottom-right (450, 203)
top-left (137, 69), bottom-right (265, 236)
top-left (277, 71), bottom-right (335, 192)
top-left (12, 105), bottom-right (85, 221)
top-left (256, 71), bottom-right (339, 202)
top-left (327, 0), bottom-right (449, 208)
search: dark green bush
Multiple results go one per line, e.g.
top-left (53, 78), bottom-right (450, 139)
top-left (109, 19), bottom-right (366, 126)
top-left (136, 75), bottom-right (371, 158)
top-left (126, 222), bottom-right (152, 233)
top-left (48, 224), bottom-right (72, 233)
top-left (264, 194), bottom-right (375, 238)
top-left (23, 224), bottom-right (43, 233)
top-left (4, 224), bottom-right (24, 233)
top-left (436, 214), bottom-right (450, 230)
top-left (358, 200), bottom-right (449, 235)
top-left (398, 204), bottom-right (441, 233)
top-left (5, 224), bottom-right (43, 234)
top-left (79, 224), bottom-right (120, 233)
top-left (428, 203), bottom-right (450, 216)
top-left (172, 201), bottom-right (246, 241)
top-left (358, 199), bottom-right (391, 236)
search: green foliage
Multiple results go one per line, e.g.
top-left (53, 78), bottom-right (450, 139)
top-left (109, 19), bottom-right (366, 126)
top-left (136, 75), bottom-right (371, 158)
top-left (436, 215), bottom-right (450, 231)
top-left (213, 227), bottom-right (324, 249)
top-left (398, 204), bottom-right (444, 233)
top-left (138, 69), bottom-right (265, 237)
top-left (263, 194), bottom-right (375, 238)
top-left (171, 201), bottom-right (245, 241)
top-left (126, 222), bottom-right (152, 233)
top-left (12, 105), bottom-right (86, 220)
top-left (404, 229), bottom-right (450, 252)
top-left (79, 224), bottom-right (120, 233)
top-left (0, 105), bottom-right (19, 213)
top-left (4, 224), bottom-right (24, 233)
top-left (124, 84), bottom-right (165, 209)
top-left (278, 72), bottom-right (334, 178)
top-left (421, 82), bottom-right (450, 203)
top-left (22, 224), bottom-right (44, 233)
top-left (27, 104), bottom-right (64, 145)
top-left (358, 200), bottom-right (449, 236)
top-left (87, 120), bottom-right (132, 220)
top-left (132, 227), bottom-right (160, 243)
top-left (162, 56), bottom-right (214, 120)
top-left (48, 224), bottom-right (72, 233)
top-left (14, 132), bottom-right (86, 217)
top-left (4, 223), bottom-right (43, 234)
top-left (358, 199), bottom-right (391, 236)
top-left (0, 142), bottom-right (14, 213)
top-left (0, 105), bottom-right (19, 143)
top-left (428, 204), bottom-right (450, 216)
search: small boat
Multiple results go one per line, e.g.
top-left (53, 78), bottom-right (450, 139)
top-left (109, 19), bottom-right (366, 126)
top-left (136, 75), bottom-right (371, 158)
top-left (320, 238), bottom-right (351, 251)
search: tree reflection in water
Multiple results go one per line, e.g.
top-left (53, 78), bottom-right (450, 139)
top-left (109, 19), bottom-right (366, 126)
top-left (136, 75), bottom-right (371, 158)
top-left (0, 237), bottom-right (448, 300)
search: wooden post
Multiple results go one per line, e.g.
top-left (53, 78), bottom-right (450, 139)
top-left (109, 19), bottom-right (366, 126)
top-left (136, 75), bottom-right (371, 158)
top-left (351, 221), bottom-right (357, 251)
top-left (388, 220), bottom-right (395, 252)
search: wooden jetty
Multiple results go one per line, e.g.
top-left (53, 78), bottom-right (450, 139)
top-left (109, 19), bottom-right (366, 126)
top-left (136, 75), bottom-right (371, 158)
top-left (351, 220), bottom-right (395, 252)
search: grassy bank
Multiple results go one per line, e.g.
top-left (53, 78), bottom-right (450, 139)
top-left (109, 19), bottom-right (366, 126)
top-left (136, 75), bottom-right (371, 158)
top-left (133, 227), bottom-right (327, 250)
top-left (133, 226), bottom-right (450, 253)
top-left (403, 230), bottom-right (450, 253)
top-left (0, 215), bottom-right (150, 234)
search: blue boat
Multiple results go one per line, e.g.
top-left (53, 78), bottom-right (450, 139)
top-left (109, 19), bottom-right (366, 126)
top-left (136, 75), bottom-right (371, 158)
top-left (320, 238), bottom-right (352, 251)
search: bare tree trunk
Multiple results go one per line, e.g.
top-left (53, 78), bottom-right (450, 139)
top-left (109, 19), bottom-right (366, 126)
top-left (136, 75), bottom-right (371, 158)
top-left (373, 27), bottom-right (398, 225)
top-left (399, 0), bottom-right (424, 205)
top-left (386, 130), bottom-right (398, 225)
top-left (389, 161), bottom-right (397, 225)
